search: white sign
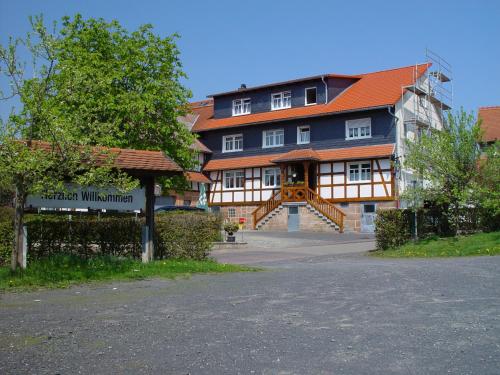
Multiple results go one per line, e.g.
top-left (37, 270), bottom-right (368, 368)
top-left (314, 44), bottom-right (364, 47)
top-left (26, 184), bottom-right (146, 211)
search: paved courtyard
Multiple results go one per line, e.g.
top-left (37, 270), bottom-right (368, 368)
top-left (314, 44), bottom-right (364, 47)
top-left (1, 232), bottom-right (499, 374)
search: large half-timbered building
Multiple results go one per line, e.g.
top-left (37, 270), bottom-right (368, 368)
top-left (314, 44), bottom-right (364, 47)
top-left (188, 62), bottom-right (451, 232)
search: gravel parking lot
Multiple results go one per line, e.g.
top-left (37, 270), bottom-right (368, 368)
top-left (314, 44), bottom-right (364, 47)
top-left (1, 234), bottom-right (499, 374)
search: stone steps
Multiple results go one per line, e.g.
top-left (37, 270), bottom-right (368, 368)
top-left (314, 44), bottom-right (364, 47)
top-left (256, 204), bottom-right (341, 231)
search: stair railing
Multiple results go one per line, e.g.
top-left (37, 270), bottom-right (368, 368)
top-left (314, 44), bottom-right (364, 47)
top-left (305, 187), bottom-right (346, 232)
top-left (251, 190), bottom-right (282, 229)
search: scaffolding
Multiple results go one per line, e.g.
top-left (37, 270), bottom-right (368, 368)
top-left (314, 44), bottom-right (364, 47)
top-left (401, 49), bottom-right (453, 141)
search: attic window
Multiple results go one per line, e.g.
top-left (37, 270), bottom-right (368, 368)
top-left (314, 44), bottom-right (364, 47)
top-left (305, 87), bottom-right (317, 105)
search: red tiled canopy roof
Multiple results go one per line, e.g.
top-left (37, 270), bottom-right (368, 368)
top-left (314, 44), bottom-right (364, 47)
top-left (204, 144), bottom-right (394, 171)
top-left (185, 171), bottom-right (211, 184)
top-left (25, 140), bottom-right (183, 173)
top-left (191, 64), bottom-right (429, 132)
top-left (271, 148), bottom-right (321, 163)
top-left (478, 106), bottom-right (500, 143)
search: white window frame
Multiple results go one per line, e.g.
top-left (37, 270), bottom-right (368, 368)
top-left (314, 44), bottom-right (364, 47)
top-left (224, 170), bottom-right (245, 190)
top-left (345, 118), bottom-right (372, 140)
top-left (232, 98), bottom-right (251, 116)
top-left (263, 167), bottom-right (281, 188)
top-left (271, 91), bottom-right (291, 110)
top-left (297, 125), bottom-right (310, 144)
top-left (347, 162), bottom-right (371, 183)
top-left (262, 129), bottom-right (284, 148)
top-left (222, 134), bottom-right (243, 153)
top-left (305, 87), bottom-right (317, 106)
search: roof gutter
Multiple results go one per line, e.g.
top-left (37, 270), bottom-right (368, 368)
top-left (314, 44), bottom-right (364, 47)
top-left (193, 105), bottom-right (393, 133)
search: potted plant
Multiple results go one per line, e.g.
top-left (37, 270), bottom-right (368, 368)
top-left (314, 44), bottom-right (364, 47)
top-left (224, 222), bottom-right (239, 242)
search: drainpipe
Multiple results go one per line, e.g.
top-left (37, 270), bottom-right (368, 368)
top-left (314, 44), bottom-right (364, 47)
top-left (321, 75), bottom-right (328, 103)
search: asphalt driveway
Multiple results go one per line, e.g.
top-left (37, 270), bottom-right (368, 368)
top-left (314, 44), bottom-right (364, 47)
top-left (1, 235), bottom-right (499, 374)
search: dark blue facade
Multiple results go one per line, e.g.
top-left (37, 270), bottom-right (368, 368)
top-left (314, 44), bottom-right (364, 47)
top-left (212, 76), bottom-right (357, 119)
top-left (199, 109), bottom-right (395, 160)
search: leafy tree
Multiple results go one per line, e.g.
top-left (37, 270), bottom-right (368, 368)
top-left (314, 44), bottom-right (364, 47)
top-left (402, 109), bottom-right (496, 233)
top-left (475, 142), bottom-right (500, 216)
top-left (0, 15), bottom-right (194, 270)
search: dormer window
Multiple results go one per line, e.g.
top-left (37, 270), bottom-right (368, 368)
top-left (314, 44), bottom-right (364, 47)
top-left (271, 91), bottom-right (291, 110)
top-left (232, 98), bottom-right (251, 116)
top-left (305, 87), bottom-right (317, 105)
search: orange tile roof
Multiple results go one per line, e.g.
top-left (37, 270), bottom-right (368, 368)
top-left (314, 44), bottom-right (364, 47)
top-left (185, 171), bottom-right (211, 183)
top-left (271, 148), bottom-right (321, 163)
top-left (191, 64), bottom-right (429, 132)
top-left (26, 140), bottom-right (183, 173)
top-left (203, 144), bottom-right (394, 171)
top-left (478, 106), bottom-right (500, 142)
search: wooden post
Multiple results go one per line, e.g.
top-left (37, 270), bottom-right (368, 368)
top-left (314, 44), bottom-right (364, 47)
top-left (144, 176), bottom-right (155, 262)
top-left (280, 164), bottom-right (285, 197)
top-left (304, 161), bottom-right (310, 190)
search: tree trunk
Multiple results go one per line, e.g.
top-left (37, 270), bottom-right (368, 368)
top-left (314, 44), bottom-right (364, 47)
top-left (11, 181), bottom-right (25, 271)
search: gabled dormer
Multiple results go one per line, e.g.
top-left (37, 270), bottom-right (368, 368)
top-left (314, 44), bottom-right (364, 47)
top-left (209, 75), bottom-right (358, 119)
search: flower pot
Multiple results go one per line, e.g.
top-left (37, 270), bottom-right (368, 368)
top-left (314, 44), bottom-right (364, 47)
top-left (226, 234), bottom-right (236, 242)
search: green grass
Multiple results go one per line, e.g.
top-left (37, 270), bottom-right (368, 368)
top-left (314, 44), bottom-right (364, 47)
top-left (372, 231), bottom-right (500, 258)
top-left (0, 254), bottom-right (257, 291)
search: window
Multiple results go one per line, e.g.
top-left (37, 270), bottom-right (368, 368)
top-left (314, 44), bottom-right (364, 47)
top-left (348, 162), bottom-right (371, 182)
top-left (263, 129), bottom-right (284, 148)
top-left (364, 204), bottom-right (376, 213)
top-left (224, 170), bottom-right (244, 189)
top-left (271, 91), bottom-right (291, 110)
top-left (346, 118), bottom-right (372, 140)
top-left (222, 134), bottom-right (243, 152)
top-left (227, 207), bottom-right (236, 218)
top-left (263, 168), bottom-right (281, 187)
top-left (232, 98), bottom-right (251, 116)
top-left (297, 126), bottom-right (310, 144)
top-left (305, 87), bottom-right (317, 105)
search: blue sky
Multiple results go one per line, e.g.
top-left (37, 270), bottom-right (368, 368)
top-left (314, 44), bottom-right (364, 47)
top-left (1, 0), bottom-right (499, 120)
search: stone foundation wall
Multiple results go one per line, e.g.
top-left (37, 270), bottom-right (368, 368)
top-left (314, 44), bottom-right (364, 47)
top-left (219, 205), bottom-right (259, 230)
top-left (214, 200), bottom-right (397, 232)
top-left (340, 200), bottom-right (397, 232)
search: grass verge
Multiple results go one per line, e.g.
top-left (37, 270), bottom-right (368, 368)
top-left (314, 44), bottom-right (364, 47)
top-left (0, 254), bottom-right (257, 291)
top-left (371, 231), bottom-right (500, 258)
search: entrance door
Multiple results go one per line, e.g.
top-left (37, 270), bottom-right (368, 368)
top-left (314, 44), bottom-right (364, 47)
top-left (361, 204), bottom-right (376, 232)
top-left (287, 206), bottom-right (300, 232)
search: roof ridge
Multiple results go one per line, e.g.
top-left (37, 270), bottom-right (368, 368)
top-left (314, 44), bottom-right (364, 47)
top-left (479, 105), bottom-right (500, 110)
top-left (356, 63), bottom-right (430, 76)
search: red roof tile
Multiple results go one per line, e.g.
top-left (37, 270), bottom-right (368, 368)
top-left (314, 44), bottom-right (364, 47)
top-left (26, 140), bottom-right (182, 173)
top-left (191, 64), bottom-right (428, 132)
top-left (204, 144), bottom-right (394, 171)
top-left (185, 171), bottom-right (211, 183)
top-left (271, 148), bottom-right (321, 163)
top-left (478, 106), bottom-right (500, 143)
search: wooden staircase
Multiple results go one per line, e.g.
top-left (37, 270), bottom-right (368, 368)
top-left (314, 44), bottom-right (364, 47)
top-left (251, 186), bottom-right (346, 232)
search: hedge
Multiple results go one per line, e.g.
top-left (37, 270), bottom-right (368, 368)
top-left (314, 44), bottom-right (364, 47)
top-left (0, 211), bottom-right (223, 265)
top-left (0, 207), bottom-right (14, 266)
top-left (375, 206), bottom-right (500, 250)
top-left (155, 212), bottom-right (222, 260)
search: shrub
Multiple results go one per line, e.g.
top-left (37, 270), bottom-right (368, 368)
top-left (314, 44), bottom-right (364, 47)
top-left (155, 212), bottom-right (222, 260)
top-left (374, 209), bottom-right (411, 250)
top-left (223, 222), bottom-right (239, 235)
